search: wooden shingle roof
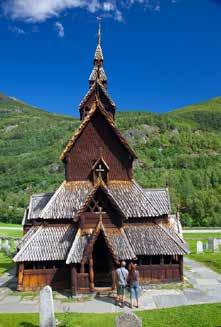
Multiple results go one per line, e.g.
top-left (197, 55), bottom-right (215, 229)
top-left (23, 192), bottom-right (54, 224)
top-left (24, 180), bottom-right (171, 221)
top-left (124, 222), bottom-right (188, 256)
top-left (39, 181), bottom-right (93, 220)
top-left (15, 220), bottom-right (188, 263)
top-left (14, 224), bottom-right (77, 262)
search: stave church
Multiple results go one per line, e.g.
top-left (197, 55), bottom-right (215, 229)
top-left (14, 26), bottom-right (188, 293)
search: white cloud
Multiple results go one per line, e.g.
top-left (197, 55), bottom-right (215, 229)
top-left (8, 25), bottom-right (25, 35)
top-left (1, 0), bottom-right (167, 23)
top-left (2, 0), bottom-right (89, 22)
top-left (54, 21), bottom-right (64, 38)
top-left (103, 2), bottom-right (115, 11)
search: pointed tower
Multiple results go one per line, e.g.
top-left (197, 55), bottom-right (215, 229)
top-left (89, 23), bottom-right (107, 88)
top-left (79, 24), bottom-right (116, 120)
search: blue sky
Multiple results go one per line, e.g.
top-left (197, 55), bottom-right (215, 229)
top-left (0, 0), bottom-right (221, 117)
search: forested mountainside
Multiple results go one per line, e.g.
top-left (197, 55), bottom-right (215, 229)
top-left (0, 93), bottom-right (221, 226)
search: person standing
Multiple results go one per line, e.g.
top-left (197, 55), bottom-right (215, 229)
top-left (128, 263), bottom-right (140, 308)
top-left (115, 261), bottom-right (128, 307)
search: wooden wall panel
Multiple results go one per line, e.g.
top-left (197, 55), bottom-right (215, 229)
top-left (21, 267), bottom-right (70, 291)
top-left (66, 111), bottom-right (133, 181)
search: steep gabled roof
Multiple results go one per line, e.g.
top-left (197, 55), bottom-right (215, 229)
top-left (60, 101), bottom-right (136, 161)
top-left (79, 81), bottom-right (115, 109)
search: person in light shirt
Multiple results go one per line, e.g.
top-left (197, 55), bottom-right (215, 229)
top-left (115, 261), bottom-right (128, 307)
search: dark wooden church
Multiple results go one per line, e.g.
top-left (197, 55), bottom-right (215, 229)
top-left (14, 26), bottom-right (188, 293)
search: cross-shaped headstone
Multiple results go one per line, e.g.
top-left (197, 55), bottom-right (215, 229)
top-left (96, 164), bottom-right (105, 179)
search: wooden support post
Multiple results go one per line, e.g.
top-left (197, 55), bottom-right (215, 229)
top-left (160, 255), bottom-right (164, 265)
top-left (89, 257), bottom-right (95, 291)
top-left (111, 269), bottom-right (116, 290)
top-left (179, 256), bottom-right (184, 282)
top-left (80, 262), bottom-right (85, 274)
top-left (71, 264), bottom-right (78, 296)
top-left (17, 263), bottom-right (24, 291)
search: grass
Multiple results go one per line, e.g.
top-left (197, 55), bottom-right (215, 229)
top-left (184, 233), bottom-right (221, 274)
top-left (0, 303), bottom-right (221, 327)
top-left (0, 229), bottom-right (23, 238)
top-left (184, 233), bottom-right (221, 240)
top-left (0, 222), bottom-right (23, 238)
top-left (0, 223), bottom-right (22, 228)
top-left (0, 251), bottom-right (14, 276)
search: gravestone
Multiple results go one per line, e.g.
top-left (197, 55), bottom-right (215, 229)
top-left (208, 238), bottom-right (219, 252)
top-left (39, 285), bottom-right (56, 327)
top-left (116, 311), bottom-right (142, 327)
top-left (4, 240), bottom-right (10, 256)
top-left (203, 242), bottom-right (208, 251)
top-left (196, 241), bottom-right (203, 254)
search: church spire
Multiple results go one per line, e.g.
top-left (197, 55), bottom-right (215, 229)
top-left (89, 23), bottom-right (107, 88)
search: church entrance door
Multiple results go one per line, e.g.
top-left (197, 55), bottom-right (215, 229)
top-left (92, 233), bottom-right (114, 288)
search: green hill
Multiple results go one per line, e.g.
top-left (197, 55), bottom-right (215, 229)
top-left (0, 95), bottom-right (221, 227)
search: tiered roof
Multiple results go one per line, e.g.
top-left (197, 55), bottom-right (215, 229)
top-left (14, 220), bottom-right (188, 263)
top-left (22, 180), bottom-right (171, 224)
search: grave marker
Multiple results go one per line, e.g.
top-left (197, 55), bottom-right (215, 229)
top-left (39, 285), bottom-right (56, 327)
top-left (116, 311), bottom-right (142, 327)
top-left (196, 241), bottom-right (203, 254)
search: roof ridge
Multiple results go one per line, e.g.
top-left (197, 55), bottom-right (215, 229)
top-left (39, 182), bottom-right (65, 219)
top-left (13, 226), bottom-right (42, 262)
top-left (155, 221), bottom-right (188, 254)
top-left (120, 227), bottom-right (137, 260)
top-left (66, 228), bottom-right (81, 264)
top-left (132, 180), bottom-right (161, 216)
top-left (31, 192), bottom-right (54, 198)
top-left (144, 188), bottom-right (168, 191)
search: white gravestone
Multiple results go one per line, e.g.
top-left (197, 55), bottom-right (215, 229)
top-left (4, 240), bottom-right (10, 256)
top-left (208, 238), bottom-right (219, 252)
top-left (40, 285), bottom-right (56, 327)
top-left (116, 311), bottom-right (142, 327)
top-left (196, 241), bottom-right (203, 254)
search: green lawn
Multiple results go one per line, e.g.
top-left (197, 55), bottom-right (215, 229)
top-left (184, 233), bottom-right (221, 274)
top-left (0, 303), bottom-right (221, 327)
top-left (0, 229), bottom-right (23, 238)
top-left (0, 252), bottom-right (14, 276)
top-left (0, 223), bottom-right (22, 228)
top-left (184, 233), bottom-right (221, 240)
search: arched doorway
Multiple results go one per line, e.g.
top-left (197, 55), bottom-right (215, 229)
top-left (92, 232), bottom-right (114, 288)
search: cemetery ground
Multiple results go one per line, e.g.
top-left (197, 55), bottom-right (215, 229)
top-left (0, 303), bottom-right (221, 327)
top-left (0, 226), bottom-right (221, 326)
